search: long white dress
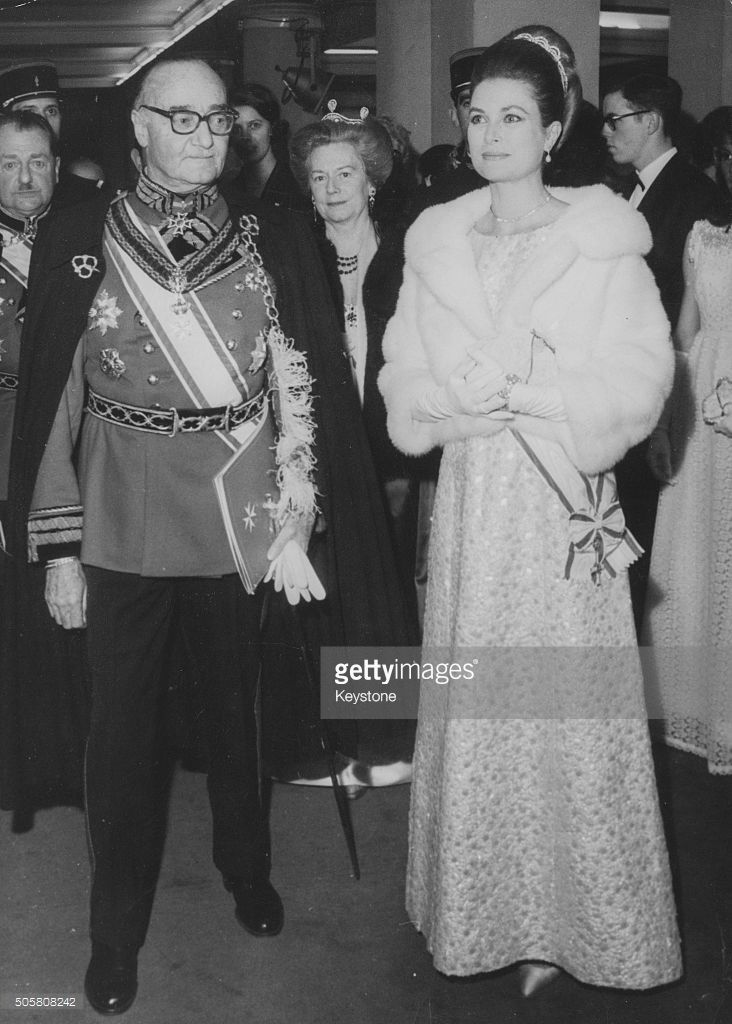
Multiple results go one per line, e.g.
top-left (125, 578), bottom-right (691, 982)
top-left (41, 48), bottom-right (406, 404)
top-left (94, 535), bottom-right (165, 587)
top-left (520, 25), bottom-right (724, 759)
top-left (643, 219), bottom-right (732, 774)
top-left (406, 227), bottom-right (682, 987)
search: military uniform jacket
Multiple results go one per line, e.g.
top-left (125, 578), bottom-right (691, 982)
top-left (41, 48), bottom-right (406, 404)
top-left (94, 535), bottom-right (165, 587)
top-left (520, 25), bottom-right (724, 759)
top-left (6, 190), bottom-right (413, 644)
top-left (29, 193), bottom-right (276, 576)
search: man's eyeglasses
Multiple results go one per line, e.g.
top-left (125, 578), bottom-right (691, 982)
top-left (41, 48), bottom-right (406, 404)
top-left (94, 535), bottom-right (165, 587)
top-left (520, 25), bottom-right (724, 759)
top-left (714, 147), bottom-right (732, 164)
top-left (139, 105), bottom-right (239, 136)
top-left (602, 109), bottom-right (652, 132)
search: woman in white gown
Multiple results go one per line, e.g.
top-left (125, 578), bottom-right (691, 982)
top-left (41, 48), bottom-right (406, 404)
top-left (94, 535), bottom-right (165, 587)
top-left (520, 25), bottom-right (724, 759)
top-left (644, 111), bottom-right (732, 774)
top-left (379, 25), bottom-right (682, 995)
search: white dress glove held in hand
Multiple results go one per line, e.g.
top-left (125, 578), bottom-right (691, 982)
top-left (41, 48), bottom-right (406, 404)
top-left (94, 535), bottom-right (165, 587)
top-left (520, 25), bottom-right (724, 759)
top-left (414, 352), bottom-right (514, 422)
top-left (507, 383), bottom-right (566, 421)
top-left (264, 539), bottom-right (326, 605)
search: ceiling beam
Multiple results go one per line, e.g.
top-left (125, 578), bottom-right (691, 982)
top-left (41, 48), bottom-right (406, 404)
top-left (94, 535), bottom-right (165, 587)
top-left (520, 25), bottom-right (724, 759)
top-left (0, 25), bottom-right (170, 45)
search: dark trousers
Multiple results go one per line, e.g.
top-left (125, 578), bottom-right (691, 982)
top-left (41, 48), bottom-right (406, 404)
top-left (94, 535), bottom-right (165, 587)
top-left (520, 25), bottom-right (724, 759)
top-left (84, 567), bottom-right (268, 951)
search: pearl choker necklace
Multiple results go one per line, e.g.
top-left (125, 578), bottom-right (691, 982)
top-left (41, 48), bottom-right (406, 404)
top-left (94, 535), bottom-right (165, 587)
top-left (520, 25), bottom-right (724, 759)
top-left (491, 190), bottom-right (551, 224)
top-left (336, 253), bottom-right (358, 276)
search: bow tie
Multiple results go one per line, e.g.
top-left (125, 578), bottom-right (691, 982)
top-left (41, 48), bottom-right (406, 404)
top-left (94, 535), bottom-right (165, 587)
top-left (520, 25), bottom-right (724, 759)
top-left (634, 171), bottom-right (646, 192)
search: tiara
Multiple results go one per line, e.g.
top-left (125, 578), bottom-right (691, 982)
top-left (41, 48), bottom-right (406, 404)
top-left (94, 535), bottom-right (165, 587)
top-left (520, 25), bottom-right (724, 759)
top-left (514, 33), bottom-right (568, 95)
top-left (321, 99), bottom-right (369, 124)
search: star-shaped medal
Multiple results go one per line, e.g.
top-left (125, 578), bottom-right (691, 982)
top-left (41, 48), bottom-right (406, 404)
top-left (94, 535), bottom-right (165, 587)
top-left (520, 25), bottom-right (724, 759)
top-left (242, 502), bottom-right (258, 532)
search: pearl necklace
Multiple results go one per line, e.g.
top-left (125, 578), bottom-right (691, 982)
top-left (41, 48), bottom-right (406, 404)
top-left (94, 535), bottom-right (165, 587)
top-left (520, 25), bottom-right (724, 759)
top-left (491, 190), bottom-right (551, 224)
top-left (336, 253), bottom-right (358, 276)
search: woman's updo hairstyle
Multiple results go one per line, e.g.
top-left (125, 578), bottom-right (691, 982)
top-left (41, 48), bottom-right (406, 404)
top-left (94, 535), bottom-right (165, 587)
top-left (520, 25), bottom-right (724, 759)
top-left (230, 82), bottom-right (291, 161)
top-left (472, 24), bottom-right (582, 153)
top-left (289, 116), bottom-right (394, 195)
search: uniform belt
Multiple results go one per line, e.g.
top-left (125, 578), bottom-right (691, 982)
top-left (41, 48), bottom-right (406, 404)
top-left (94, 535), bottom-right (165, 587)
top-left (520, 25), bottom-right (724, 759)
top-left (86, 387), bottom-right (266, 437)
top-left (0, 371), bottom-right (19, 391)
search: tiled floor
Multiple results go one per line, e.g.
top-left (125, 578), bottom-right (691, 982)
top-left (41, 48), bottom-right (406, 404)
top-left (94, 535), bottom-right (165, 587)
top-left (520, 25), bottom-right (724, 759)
top-left (1, 745), bottom-right (730, 1024)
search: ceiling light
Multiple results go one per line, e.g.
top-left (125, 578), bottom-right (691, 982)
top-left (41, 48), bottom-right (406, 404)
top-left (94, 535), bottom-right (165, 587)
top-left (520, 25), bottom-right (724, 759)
top-left (599, 12), bottom-right (669, 31)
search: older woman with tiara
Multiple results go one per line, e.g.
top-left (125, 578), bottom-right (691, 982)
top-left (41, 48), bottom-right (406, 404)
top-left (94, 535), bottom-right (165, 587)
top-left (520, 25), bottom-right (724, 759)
top-left (259, 107), bottom-right (418, 795)
top-left (380, 26), bottom-right (682, 995)
top-left (290, 104), bottom-right (420, 631)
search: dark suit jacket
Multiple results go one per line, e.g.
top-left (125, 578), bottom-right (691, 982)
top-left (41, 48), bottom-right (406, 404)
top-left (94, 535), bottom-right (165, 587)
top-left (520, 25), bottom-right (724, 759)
top-left (638, 152), bottom-right (724, 327)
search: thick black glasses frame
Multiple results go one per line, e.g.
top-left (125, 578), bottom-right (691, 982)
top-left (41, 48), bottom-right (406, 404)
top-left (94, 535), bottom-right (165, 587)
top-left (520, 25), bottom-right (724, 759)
top-left (139, 105), bottom-right (239, 136)
top-left (603, 109), bottom-right (653, 132)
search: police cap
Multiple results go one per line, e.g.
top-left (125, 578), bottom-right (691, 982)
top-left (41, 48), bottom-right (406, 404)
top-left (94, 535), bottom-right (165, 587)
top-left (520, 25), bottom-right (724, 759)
top-left (0, 62), bottom-right (59, 110)
top-left (449, 47), bottom-right (484, 100)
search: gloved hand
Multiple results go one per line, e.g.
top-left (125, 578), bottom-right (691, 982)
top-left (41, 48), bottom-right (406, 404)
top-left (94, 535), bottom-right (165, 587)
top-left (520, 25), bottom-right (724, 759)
top-left (712, 411), bottom-right (732, 439)
top-left (264, 539), bottom-right (325, 605)
top-left (507, 383), bottom-right (566, 421)
top-left (414, 352), bottom-right (513, 421)
top-left (703, 377), bottom-right (732, 424)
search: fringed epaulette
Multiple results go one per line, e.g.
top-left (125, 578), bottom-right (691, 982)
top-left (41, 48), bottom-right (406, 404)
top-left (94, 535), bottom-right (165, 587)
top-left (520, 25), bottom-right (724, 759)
top-left (237, 213), bottom-right (318, 526)
top-left (27, 505), bottom-right (83, 563)
top-left (267, 327), bottom-right (318, 524)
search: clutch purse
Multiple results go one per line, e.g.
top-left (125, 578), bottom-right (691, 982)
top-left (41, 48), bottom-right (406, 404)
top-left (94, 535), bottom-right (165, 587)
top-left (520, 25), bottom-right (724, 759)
top-left (213, 402), bottom-right (278, 594)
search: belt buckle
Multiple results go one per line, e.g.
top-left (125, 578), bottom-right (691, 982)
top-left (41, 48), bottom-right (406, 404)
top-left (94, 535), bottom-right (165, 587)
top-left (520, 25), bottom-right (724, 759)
top-left (168, 406), bottom-right (181, 437)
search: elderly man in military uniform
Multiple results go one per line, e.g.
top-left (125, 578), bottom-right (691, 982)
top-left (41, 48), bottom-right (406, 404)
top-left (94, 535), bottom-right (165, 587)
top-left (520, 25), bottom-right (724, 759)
top-left (0, 62), bottom-right (104, 202)
top-left (5, 56), bottom-right (409, 1016)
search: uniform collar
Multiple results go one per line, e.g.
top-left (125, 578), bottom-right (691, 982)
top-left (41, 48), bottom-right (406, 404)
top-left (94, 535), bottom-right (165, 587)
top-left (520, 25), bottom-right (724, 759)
top-left (135, 169), bottom-right (218, 217)
top-left (0, 202), bottom-right (50, 244)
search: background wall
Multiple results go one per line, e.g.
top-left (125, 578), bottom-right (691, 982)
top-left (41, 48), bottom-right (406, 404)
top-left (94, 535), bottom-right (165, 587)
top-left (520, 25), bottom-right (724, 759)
top-left (376, 0), bottom-right (433, 153)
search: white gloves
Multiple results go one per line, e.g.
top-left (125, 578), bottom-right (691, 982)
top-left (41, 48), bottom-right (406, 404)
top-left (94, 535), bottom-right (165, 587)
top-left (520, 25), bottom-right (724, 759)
top-left (507, 383), bottom-right (566, 421)
top-left (413, 350), bottom-right (513, 422)
top-left (264, 539), bottom-right (325, 605)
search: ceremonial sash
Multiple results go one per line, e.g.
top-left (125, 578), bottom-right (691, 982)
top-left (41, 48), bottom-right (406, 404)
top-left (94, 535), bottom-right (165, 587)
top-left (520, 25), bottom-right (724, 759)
top-left (104, 205), bottom-right (256, 454)
top-left (104, 205), bottom-right (278, 590)
top-left (512, 431), bottom-right (643, 586)
top-left (0, 235), bottom-right (32, 288)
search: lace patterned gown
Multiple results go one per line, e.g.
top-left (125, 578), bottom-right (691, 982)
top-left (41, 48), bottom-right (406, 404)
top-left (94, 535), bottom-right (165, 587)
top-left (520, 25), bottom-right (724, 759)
top-left (644, 220), bottom-right (732, 773)
top-left (406, 227), bottom-right (681, 987)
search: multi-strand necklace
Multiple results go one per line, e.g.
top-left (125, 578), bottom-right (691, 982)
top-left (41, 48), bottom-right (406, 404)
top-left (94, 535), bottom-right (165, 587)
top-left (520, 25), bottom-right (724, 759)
top-left (336, 253), bottom-right (358, 276)
top-left (335, 231), bottom-right (369, 328)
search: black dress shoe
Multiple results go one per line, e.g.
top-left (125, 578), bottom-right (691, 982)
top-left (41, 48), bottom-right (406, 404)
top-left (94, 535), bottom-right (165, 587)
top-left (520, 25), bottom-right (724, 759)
top-left (84, 942), bottom-right (138, 1015)
top-left (227, 878), bottom-right (284, 937)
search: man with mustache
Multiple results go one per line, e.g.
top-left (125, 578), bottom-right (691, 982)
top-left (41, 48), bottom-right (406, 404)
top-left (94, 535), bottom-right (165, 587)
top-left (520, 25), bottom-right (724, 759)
top-left (0, 110), bottom-right (90, 830)
top-left (0, 62), bottom-right (104, 204)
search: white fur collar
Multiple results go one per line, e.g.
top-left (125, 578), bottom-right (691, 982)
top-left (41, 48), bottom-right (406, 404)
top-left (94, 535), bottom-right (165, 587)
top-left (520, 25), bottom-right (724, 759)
top-left (405, 184), bottom-right (652, 338)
